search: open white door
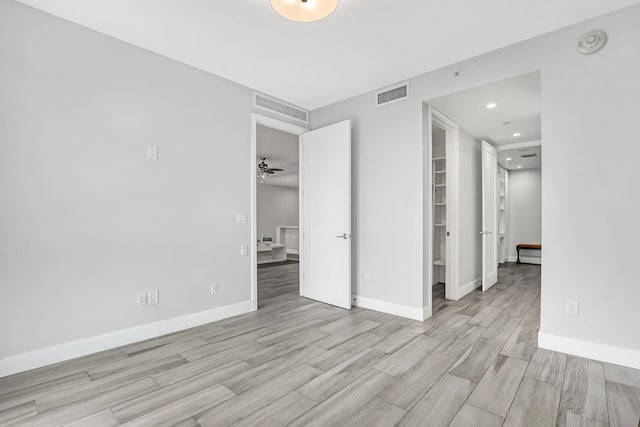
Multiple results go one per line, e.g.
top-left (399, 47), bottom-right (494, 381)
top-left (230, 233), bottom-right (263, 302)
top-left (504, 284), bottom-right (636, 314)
top-left (481, 140), bottom-right (498, 291)
top-left (301, 120), bottom-right (351, 309)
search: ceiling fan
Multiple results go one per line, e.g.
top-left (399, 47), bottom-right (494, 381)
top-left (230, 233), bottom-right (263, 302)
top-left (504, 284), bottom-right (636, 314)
top-left (257, 157), bottom-right (284, 179)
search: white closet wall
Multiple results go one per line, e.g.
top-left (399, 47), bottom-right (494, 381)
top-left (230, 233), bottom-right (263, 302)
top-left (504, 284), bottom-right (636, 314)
top-left (507, 168), bottom-right (542, 263)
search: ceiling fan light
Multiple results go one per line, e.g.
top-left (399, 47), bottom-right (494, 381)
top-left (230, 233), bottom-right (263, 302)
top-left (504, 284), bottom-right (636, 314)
top-left (270, 0), bottom-right (339, 23)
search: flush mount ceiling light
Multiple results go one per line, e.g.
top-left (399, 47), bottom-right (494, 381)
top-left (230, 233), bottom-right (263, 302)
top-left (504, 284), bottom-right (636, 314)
top-left (270, 0), bottom-right (340, 22)
top-left (486, 103), bottom-right (497, 109)
top-left (513, 132), bottom-right (521, 137)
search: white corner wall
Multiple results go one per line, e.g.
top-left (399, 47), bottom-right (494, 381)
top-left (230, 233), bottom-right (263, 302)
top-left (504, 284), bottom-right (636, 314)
top-left (0, 2), bottom-right (300, 376)
top-left (311, 4), bottom-right (640, 367)
top-left (257, 185), bottom-right (299, 242)
top-left (507, 168), bottom-right (542, 263)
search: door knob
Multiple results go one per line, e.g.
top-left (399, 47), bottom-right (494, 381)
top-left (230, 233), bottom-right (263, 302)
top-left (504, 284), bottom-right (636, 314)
top-left (336, 233), bottom-right (351, 239)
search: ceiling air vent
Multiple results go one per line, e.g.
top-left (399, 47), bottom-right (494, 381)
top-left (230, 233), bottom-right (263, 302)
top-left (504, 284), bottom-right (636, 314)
top-left (376, 83), bottom-right (409, 107)
top-left (254, 93), bottom-right (308, 124)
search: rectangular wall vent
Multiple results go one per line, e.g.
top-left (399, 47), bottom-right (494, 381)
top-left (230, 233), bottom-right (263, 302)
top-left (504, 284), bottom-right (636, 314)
top-left (376, 83), bottom-right (409, 107)
top-left (254, 93), bottom-right (308, 124)
top-left (520, 153), bottom-right (538, 158)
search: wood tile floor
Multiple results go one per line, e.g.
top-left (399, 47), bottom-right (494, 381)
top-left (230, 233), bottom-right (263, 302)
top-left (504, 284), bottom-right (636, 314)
top-left (1, 262), bottom-right (640, 426)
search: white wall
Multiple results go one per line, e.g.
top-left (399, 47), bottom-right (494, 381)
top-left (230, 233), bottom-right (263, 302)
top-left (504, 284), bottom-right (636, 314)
top-left (312, 4), bottom-right (640, 366)
top-left (508, 168), bottom-right (542, 263)
top-left (257, 184), bottom-right (299, 245)
top-left (0, 1), bottom-right (300, 372)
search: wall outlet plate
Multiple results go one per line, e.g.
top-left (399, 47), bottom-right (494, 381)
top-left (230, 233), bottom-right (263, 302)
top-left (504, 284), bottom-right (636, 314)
top-left (211, 282), bottom-right (218, 295)
top-left (148, 289), bottom-right (159, 305)
top-left (147, 145), bottom-right (158, 160)
top-left (566, 300), bottom-right (579, 316)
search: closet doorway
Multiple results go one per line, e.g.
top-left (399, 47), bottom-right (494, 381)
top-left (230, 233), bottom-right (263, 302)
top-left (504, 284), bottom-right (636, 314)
top-left (424, 105), bottom-right (460, 317)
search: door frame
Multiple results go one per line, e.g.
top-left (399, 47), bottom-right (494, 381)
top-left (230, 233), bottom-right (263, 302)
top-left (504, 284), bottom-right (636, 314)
top-left (481, 140), bottom-right (499, 290)
top-left (424, 105), bottom-right (461, 317)
top-left (250, 113), bottom-right (309, 311)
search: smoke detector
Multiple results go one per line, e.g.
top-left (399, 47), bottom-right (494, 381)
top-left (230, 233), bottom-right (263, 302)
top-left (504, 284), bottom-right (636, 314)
top-left (577, 31), bottom-right (607, 55)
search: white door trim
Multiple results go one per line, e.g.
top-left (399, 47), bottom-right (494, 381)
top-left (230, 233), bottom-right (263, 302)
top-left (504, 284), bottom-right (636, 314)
top-left (250, 113), bottom-right (309, 311)
top-left (481, 140), bottom-right (499, 290)
top-left (424, 105), bottom-right (460, 318)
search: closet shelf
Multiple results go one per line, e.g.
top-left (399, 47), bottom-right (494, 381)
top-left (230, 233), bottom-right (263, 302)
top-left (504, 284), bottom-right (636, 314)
top-left (435, 223), bottom-right (446, 227)
top-left (433, 259), bottom-right (446, 266)
top-left (432, 156), bottom-right (446, 161)
top-left (434, 184), bottom-right (446, 187)
top-left (435, 203), bottom-right (446, 206)
top-left (435, 170), bottom-right (446, 174)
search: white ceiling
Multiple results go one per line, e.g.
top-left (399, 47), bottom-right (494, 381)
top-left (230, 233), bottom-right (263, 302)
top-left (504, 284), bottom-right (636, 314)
top-left (257, 124), bottom-right (299, 188)
top-left (15, 0), bottom-right (640, 110)
top-left (498, 145), bottom-right (542, 170)
top-left (428, 72), bottom-right (541, 146)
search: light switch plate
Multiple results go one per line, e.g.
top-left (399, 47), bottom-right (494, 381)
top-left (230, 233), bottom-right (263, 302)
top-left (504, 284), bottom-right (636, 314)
top-left (240, 244), bottom-right (248, 256)
top-left (236, 212), bottom-right (247, 224)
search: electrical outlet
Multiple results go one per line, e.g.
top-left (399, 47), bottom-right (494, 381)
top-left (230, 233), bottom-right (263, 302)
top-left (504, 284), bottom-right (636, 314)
top-left (240, 244), bottom-right (248, 256)
top-left (566, 300), bottom-right (579, 316)
top-left (137, 292), bottom-right (147, 307)
top-left (148, 289), bottom-right (159, 305)
top-left (211, 282), bottom-right (218, 295)
top-left (236, 212), bottom-right (247, 224)
top-left (147, 145), bottom-right (158, 160)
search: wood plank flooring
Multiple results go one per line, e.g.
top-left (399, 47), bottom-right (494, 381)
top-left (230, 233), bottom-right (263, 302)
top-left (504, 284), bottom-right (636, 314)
top-left (1, 262), bottom-right (639, 426)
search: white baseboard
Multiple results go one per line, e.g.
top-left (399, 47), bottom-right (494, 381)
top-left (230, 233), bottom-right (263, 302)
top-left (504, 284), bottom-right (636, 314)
top-left (457, 278), bottom-right (481, 300)
top-left (287, 249), bottom-right (299, 255)
top-left (538, 332), bottom-right (640, 370)
top-left (507, 255), bottom-right (517, 263)
top-left (352, 295), bottom-right (427, 321)
top-left (0, 300), bottom-right (253, 378)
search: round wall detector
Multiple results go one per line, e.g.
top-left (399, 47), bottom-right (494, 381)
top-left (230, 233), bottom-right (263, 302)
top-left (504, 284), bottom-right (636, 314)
top-left (577, 30), bottom-right (607, 55)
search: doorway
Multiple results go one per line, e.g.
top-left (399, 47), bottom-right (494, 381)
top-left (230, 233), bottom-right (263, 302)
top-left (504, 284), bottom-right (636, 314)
top-left (251, 114), bottom-right (308, 311)
top-left (423, 105), bottom-right (460, 318)
top-left (424, 71), bottom-right (542, 316)
top-left (256, 123), bottom-right (301, 306)
top-left (250, 114), bottom-right (353, 311)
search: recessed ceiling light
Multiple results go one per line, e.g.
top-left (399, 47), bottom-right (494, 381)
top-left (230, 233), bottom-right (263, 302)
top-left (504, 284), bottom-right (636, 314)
top-left (517, 165), bottom-right (522, 169)
top-left (486, 103), bottom-right (497, 109)
top-left (502, 121), bottom-right (511, 125)
top-left (506, 157), bottom-right (512, 161)
top-left (513, 132), bottom-right (521, 137)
